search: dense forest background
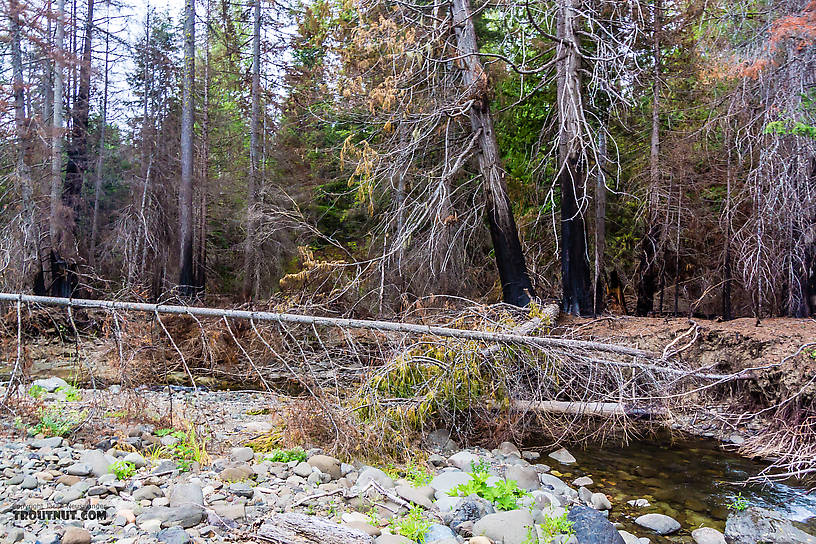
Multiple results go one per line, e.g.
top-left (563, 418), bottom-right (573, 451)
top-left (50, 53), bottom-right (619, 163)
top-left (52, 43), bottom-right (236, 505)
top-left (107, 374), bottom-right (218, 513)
top-left (2, 0), bottom-right (816, 319)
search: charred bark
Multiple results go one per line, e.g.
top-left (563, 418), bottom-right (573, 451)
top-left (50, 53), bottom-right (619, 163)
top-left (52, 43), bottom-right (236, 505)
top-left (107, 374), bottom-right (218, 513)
top-left (451, 0), bottom-right (536, 307)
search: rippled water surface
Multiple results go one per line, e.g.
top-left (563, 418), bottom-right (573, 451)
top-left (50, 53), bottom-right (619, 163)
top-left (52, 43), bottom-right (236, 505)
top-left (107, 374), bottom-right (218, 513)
top-left (537, 436), bottom-right (816, 542)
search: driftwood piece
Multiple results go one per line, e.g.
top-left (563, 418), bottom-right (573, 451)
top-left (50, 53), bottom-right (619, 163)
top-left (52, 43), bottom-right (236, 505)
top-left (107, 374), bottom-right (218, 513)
top-left (257, 513), bottom-right (373, 544)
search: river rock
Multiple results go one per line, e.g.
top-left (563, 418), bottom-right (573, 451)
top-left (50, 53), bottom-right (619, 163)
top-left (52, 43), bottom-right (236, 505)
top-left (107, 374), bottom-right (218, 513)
top-left (345, 521), bottom-right (381, 536)
top-left (375, 535), bottom-right (414, 544)
top-left (32, 377), bottom-right (69, 393)
top-left (170, 482), bottom-right (204, 507)
top-left (425, 523), bottom-right (456, 543)
top-left (472, 509), bottom-right (535, 544)
top-left (61, 527), bottom-right (92, 544)
top-left (627, 499), bottom-right (650, 508)
top-left (30, 437), bottom-right (63, 449)
top-left (548, 448), bottom-right (577, 465)
top-left (426, 429), bottom-right (458, 454)
top-left (166, 504), bottom-right (205, 528)
top-left (230, 447), bottom-right (255, 463)
top-left (691, 527), bottom-right (726, 544)
top-left (294, 462), bottom-right (313, 478)
top-left (396, 485), bottom-right (434, 509)
top-left (497, 442), bottom-right (522, 458)
top-left (540, 473), bottom-right (576, 500)
top-left (357, 467), bottom-right (395, 489)
top-left (157, 526), bottom-right (191, 544)
top-left (568, 505), bottom-right (625, 544)
top-left (591, 492), bottom-right (612, 510)
top-left (448, 451), bottom-right (480, 472)
top-left (573, 476), bottom-right (594, 487)
top-left (444, 495), bottom-right (495, 533)
top-left (308, 455), bottom-right (342, 480)
top-left (229, 482), bottom-right (253, 498)
top-left (505, 465), bottom-right (540, 491)
top-left (725, 507), bottom-right (816, 544)
top-left (66, 463), bottom-right (93, 477)
top-left (220, 463), bottom-right (253, 482)
top-left (21, 475), bottom-right (38, 489)
top-left (133, 485), bottom-right (164, 502)
top-left (123, 452), bottom-right (148, 469)
top-left (635, 513), bottom-right (681, 535)
top-left (430, 471), bottom-right (471, 496)
top-left (80, 449), bottom-right (113, 477)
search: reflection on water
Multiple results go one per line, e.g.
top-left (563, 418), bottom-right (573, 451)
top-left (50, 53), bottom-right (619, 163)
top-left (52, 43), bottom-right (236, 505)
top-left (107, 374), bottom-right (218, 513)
top-left (537, 436), bottom-right (816, 542)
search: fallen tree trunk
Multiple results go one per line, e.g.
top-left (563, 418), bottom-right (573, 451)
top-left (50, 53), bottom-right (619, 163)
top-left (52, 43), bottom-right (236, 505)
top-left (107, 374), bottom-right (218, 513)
top-left (257, 513), bottom-right (373, 544)
top-left (510, 400), bottom-right (665, 419)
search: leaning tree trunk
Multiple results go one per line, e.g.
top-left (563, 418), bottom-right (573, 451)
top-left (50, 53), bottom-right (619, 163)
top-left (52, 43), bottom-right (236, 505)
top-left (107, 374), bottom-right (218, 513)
top-left (10, 0), bottom-right (38, 290)
top-left (635, 0), bottom-right (662, 316)
top-left (178, 0), bottom-right (196, 295)
top-left (556, 0), bottom-right (592, 316)
top-left (451, 0), bottom-right (536, 307)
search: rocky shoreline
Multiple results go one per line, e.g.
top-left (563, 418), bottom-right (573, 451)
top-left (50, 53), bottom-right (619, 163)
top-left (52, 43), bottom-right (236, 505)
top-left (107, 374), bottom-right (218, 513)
top-left (0, 381), bottom-right (813, 544)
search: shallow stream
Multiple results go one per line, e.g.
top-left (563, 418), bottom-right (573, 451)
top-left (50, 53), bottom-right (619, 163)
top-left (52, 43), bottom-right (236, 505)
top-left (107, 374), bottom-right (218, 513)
top-left (542, 436), bottom-right (816, 542)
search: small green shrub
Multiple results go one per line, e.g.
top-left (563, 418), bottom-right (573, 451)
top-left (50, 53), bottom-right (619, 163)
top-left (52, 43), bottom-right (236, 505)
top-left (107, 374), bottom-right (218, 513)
top-left (56, 385), bottom-right (81, 402)
top-left (31, 406), bottom-right (85, 437)
top-left (28, 385), bottom-right (46, 398)
top-left (472, 458), bottom-right (490, 474)
top-left (389, 506), bottom-right (431, 543)
top-left (264, 447), bottom-right (308, 463)
top-left (538, 510), bottom-right (574, 541)
top-left (449, 472), bottom-right (529, 511)
top-left (728, 492), bottom-right (749, 511)
top-left (110, 460), bottom-right (136, 480)
top-left (384, 461), bottom-right (433, 487)
top-left (154, 428), bottom-right (175, 437)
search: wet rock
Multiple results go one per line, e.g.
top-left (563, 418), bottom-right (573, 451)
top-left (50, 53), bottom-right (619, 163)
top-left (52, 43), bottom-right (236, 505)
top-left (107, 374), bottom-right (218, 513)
top-left (627, 499), bottom-right (650, 508)
top-left (725, 507), bottom-right (816, 544)
top-left (472, 509), bottom-right (535, 544)
top-left (505, 465), bottom-right (540, 491)
top-left (567, 505), bottom-right (625, 544)
top-left (573, 476), bottom-right (593, 487)
top-left (635, 513), bottom-right (681, 535)
top-left (548, 448), bottom-right (577, 465)
top-left (61, 527), bottom-right (91, 544)
top-left (691, 527), bottom-right (726, 544)
top-left (591, 492), bottom-right (612, 511)
top-left (444, 495), bottom-right (495, 534)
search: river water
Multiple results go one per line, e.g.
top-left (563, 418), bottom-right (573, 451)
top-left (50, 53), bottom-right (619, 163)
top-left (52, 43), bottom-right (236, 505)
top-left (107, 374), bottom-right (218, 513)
top-left (539, 436), bottom-right (816, 542)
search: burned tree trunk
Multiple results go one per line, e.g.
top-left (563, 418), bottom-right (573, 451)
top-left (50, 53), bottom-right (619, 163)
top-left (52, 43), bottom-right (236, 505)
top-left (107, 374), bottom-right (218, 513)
top-left (178, 0), bottom-right (196, 295)
top-left (556, 0), bottom-right (591, 316)
top-left (451, 0), bottom-right (536, 307)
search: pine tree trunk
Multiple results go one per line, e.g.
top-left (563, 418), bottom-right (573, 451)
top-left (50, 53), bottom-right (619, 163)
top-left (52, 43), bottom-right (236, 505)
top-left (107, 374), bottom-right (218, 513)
top-left (450, 0), bottom-right (536, 307)
top-left (178, 0), bottom-right (196, 295)
top-left (49, 0), bottom-right (68, 296)
top-left (594, 128), bottom-right (607, 315)
top-left (556, 0), bottom-right (591, 316)
top-left (243, 0), bottom-right (261, 300)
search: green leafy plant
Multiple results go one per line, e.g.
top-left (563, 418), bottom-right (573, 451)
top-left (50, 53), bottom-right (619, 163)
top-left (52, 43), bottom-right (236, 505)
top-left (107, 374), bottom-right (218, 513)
top-left (389, 506), bottom-right (431, 543)
top-left (384, 461), bottom-right (433, 487)
top-left (56, 385), bottom-right (81, 402)
top-left (538, 510), bottom-right (574, 541)
top-left (472, 458), bottom-right (490, 474)
top-left (110, 460), bottom-right (136, 480)
top-left (448, 472), bottom-right (529, 511)
top-left (31, 406), bottom-right (85, 437)
top-left (154, 428), bottom-right (175, 437)
top-left (28, 385), bottom-right (46, 398)
top-left (366, 506), bottom-right (380, 526)
top-left (728, 492), bottom-right (749, 511)
top-left (264, 447), bottom-right (308, 463)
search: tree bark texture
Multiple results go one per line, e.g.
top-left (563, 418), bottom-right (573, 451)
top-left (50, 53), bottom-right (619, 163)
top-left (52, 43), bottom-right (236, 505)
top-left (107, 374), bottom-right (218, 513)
top-left (451, 0), bottom-right (536, 307)
top-left (178, 0), bottom-right (196, 294)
